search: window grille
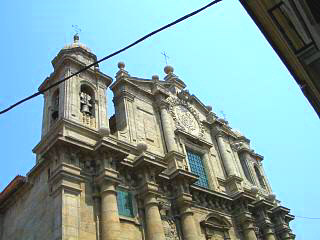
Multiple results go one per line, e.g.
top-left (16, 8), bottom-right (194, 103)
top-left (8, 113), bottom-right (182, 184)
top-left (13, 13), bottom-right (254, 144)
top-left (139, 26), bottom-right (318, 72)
top-left (117, 189), bottom-right (134, 217)
top-left (187, 150), bottom-right (209, 188)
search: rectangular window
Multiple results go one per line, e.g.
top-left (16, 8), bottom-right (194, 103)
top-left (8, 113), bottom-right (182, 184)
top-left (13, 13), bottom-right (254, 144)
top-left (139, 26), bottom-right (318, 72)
top-left (187, 150), bottom-right (209, 188)
top-left (117, 189), bottom-right (134, 217)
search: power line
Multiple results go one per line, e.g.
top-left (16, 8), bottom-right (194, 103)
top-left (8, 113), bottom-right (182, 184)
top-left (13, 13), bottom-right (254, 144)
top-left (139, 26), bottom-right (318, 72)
top-left (0, 0), bottom-right (223, 116)
top-left (295, 215), bottom-right (320, 220)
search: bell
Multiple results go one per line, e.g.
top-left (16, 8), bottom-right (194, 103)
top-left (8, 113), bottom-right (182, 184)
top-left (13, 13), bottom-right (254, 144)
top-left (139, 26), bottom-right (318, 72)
top-left (81, 104), bottom-right (90, 114)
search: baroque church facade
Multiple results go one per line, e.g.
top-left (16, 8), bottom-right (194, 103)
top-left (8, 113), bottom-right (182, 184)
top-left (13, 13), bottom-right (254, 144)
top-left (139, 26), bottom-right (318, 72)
top-left (0, 35), bottom-right (295, 240)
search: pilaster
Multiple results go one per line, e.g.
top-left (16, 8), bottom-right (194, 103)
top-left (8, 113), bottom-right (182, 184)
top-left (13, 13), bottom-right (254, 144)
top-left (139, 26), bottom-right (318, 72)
top-left (170, 169), bottom-right (199, 240)
top-left (233, 194), bottom-right (258, 240)
top-left (271, 206), bottom-right (295, 240)
top-left (253, 199), bottom-right (277, 240)
top-left (133, 146), bottom-right (167, 240)
top-left (155, 97), bottom-right (178, 153)
top-left (95, 156), bottom-right (122, 240)
top-left (213, 128), bottom-right (237, 177)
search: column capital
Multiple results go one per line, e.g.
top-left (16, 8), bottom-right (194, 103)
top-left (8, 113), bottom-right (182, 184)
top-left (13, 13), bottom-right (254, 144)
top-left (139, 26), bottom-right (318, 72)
top-left (212, 127), bottom-right (225, 138)
top-left (95, 169), bottom-right (121, 195)
top-left (143, 192), bottom-right (159, 208)
top-left (155, 98), bottom-right (170, 110)
top-left (242, 220), bottom-right (256, 232)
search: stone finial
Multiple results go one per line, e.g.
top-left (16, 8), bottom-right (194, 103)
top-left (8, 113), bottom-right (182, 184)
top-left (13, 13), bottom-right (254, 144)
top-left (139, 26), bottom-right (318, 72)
top-left (206, 105), bottom-right (213, 112)
top-left (99, 127), bottom-right (110, 137)
top-left (152, 75), bottom-right (159, 81)
top-left (137, 142), bottom-right (148, 154)
top-left (74, 34), bottom-right (80, 43)
top-left (164, 65), bottom-right (174, 75)
top-left (118, 62), bottom-right (125, 70)
top-left (116, 61), bottom-right (129, 80)
top-left (267, 193), bottom-right (276, 202)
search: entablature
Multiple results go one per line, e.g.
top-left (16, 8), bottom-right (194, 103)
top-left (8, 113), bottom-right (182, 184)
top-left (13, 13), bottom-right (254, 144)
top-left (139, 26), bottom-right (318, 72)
top-left (39, 55), bottom-right (112, 92)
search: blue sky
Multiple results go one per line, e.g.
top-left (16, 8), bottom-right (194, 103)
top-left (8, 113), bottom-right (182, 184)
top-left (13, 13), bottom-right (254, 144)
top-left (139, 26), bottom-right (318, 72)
top-left (0, 0), bottom-right (319, 238)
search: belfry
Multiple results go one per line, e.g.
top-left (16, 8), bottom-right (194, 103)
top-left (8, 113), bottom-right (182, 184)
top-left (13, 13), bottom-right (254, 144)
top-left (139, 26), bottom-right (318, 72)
top-left (0, 36), bottom-right (295, 240)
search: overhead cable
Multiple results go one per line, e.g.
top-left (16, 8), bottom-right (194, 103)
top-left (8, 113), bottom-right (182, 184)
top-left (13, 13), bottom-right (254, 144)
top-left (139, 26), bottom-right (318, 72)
top-left (0, 0), bottom-right (223, 115)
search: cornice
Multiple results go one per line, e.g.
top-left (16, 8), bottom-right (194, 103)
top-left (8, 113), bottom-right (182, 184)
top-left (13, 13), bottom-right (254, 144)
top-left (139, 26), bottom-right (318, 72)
top-left (52, 45), bottom-right (97, 66)
top-left (0, 176), bottom-right (27, 211)
top-left (112, 90), bottom-right (135, 103)
top-left (133, 153), bottom-right (167, 176)
top-left (39, 56), bottom-right (112, 92)
top-left (175, 129), bottom-right (213, 148)
top-left (110, 77), bottom-right (154, 99)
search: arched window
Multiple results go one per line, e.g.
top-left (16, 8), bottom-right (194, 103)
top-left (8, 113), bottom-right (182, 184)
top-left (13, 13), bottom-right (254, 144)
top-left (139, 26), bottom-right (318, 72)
top-left (80, 84), bottom-right (94, 116)
top-left (201, 214), bottom-right (231, 240)
top-left (51, 89), bottom-right (59, 122)
top-left (239, 156), bottom-right (254, 184)
top-left (254, 166), bottom-right (266, 189)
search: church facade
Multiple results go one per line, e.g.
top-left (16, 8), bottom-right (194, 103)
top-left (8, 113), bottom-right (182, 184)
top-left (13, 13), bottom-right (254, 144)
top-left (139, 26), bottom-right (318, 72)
top-left (0, 36), bottom-right (295, 240)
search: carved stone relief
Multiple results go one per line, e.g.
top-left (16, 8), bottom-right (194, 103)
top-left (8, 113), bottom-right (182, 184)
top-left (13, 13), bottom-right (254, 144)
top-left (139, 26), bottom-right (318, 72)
top-left (174, 105), bottom-right (199, 136)
top-left (167, 93), bottom-right (205, 138)
top-left (159, 201), bottom-right (180, 240)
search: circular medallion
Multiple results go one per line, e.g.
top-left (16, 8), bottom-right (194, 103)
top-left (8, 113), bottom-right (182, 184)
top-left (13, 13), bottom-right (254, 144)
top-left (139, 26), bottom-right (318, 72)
top-left (174, 105), bottom-right (199, 136)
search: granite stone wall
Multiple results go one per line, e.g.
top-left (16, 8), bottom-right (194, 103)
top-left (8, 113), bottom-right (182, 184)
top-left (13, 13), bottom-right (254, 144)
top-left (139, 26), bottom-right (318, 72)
top-left (1, 170), bottom-right (56, 240)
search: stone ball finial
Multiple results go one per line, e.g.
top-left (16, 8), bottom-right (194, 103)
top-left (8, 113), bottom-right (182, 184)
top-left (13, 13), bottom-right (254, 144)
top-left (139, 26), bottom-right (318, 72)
top-left (250, 186), bottom-right (259, 195)
top-left (164, 65), bottom-right (174, 75)
top-left (206, 105), bottom-right (213, 112)
top-left (267, 193), bottom-right (276, 202)
top-left (99, 127), bottom-right (110, 137)
top-left (118, 62), bottom-right (125, 70)
top-left (74, 34), bottom-right (80, 43)
top-left (137, 142), bottom-right (148, 154)
top-left (152, 75), bottom-right (159, 81)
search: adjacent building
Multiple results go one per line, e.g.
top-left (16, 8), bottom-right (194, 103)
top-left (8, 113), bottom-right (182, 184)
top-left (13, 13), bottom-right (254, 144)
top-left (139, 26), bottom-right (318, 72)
top-left (0, 35), bottom-right (295, 240)
top-left (240, 0), bottom-right (320, 117)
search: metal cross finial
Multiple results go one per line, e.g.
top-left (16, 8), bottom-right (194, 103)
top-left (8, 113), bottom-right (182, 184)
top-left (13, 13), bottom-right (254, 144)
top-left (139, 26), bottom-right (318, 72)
top-left (72, 25), bottom-right (82, 36)
top-left (161, 51), bottom-right (170, 65)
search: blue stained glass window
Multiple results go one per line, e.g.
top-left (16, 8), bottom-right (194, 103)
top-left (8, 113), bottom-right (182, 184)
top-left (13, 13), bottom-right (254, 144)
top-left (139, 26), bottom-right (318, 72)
top-left (187, 150), bottom-right (209, 188)
top-left (117, 189), bottom-right (134, 217)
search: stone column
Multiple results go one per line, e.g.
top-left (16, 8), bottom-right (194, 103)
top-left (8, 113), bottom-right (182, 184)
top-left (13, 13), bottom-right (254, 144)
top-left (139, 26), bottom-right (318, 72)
top-left (100, 181), bottom-right (121, 240)
top-left (180, 205), bottom-right (198, 240)
top-left (242, 221), bottom-right (258, 240)
top-left (158, 103), bottom-right (177, 152)
top-left (176, 193), bottom-right (198, 240)
top-left (202, 152), bottom-right (219, 190)
top-left (264, 228), bottom-right (277, 240)
top-left (216, 132), bottom-right (237, 177)
top-left (144, 193), bottom-right (166, 240)
top-left (281, 232), bottom-right (295, 240)
top-left (241, 150), bottom-right (259, 185)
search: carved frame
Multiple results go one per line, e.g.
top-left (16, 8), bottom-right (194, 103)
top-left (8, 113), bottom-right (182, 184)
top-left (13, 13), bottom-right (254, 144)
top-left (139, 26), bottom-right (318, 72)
top-left (167, 94), bottom-right (205, 138)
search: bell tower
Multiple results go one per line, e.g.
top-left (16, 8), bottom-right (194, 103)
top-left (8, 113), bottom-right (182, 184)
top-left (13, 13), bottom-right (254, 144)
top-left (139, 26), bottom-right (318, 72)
top-left (39, 34), bottom-right (112, 138)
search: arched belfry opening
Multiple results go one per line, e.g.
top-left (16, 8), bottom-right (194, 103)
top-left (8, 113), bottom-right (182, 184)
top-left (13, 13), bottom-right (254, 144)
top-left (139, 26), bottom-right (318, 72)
top-left (80, 84), bottom-right (96, 128)
top-left (51, 88), bottom-right (60, 123)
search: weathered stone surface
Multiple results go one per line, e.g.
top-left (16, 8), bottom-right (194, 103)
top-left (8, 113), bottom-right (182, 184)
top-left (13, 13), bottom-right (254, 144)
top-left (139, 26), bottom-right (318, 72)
top-left (0, 37), bottom-right (295, 240)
